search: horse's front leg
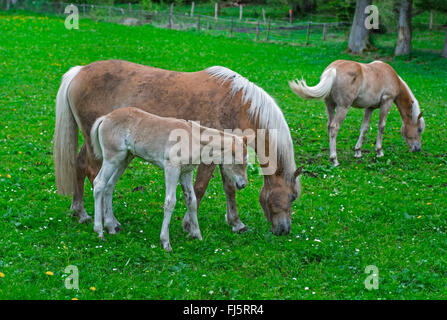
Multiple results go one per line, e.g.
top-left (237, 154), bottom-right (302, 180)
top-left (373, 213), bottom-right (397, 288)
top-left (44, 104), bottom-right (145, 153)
top-left (160, 166), bottom-right (180, 252)
top-left (193, 163), bottom-right (216, 207)
top-left (354, 108), bottom-right (373, 158)
top-left (375, 100), bottom-right (393, 157)
top-left (328, 106), bottom-right (350, 166)
top-left (180, 170), bottom-right (202, 240)
top-left (70, 144), bottom-right (92, 224)
top-left (219, 165), bottom-right (247, 233)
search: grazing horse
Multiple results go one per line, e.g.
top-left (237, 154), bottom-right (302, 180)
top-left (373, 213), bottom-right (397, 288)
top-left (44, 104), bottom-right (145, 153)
top-left (54, 60), bottom-right (301, 236)
top-left (90, 107), bottom-right (249, 251)
top-left (289, 60), bottom-right (425, 166)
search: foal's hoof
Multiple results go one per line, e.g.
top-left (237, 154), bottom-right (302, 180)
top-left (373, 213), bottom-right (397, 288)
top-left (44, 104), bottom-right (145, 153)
top-left (236, 226), bottom-right (248, 234)
top-left (162, 242), bottom-right (172, 252)
top-left (354, 150), bottom-right (362, 158)
top-left (78, 214), bottom-right (92, 224)
top-left (376, 150), bottom-right (384, 158)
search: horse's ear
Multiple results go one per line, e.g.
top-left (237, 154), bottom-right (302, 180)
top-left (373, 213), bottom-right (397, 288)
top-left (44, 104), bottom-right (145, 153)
top-left (294, 167), bottom-right (303, 179)
top-left (418, 112), bottom-right (423, 120)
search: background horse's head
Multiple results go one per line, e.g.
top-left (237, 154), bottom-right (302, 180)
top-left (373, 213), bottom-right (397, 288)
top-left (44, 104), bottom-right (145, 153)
top-left (401, 110), bottom-right (425, 152)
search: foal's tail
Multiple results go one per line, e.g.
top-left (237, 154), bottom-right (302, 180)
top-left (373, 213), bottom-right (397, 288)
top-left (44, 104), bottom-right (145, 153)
top-left (53, 66), bottom-right (83, 196)
top-left (90, 116), bottom-right (106, 160)
top-left (289, 68), bottom-right (336, 100)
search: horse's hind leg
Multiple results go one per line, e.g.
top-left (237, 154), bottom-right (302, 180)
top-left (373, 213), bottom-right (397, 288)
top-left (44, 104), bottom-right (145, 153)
top-left (375, 99), bottom-right (393, 157)
top-left (103, 155), bottom-right (132, 234)
top-left (180, 170), bottom-right (202, 240)
top-left (93, 162), bottom-right (117, 240)
top-left (219, 165), bottom-right (247, 233)
top-left (70, 144), bottom-right (92, 224)
top-left (354, 108), bottom-right (374, 158)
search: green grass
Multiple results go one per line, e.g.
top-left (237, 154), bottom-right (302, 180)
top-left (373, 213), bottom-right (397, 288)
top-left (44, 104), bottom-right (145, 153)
top-left (0, 11), bottom-right (446, 300)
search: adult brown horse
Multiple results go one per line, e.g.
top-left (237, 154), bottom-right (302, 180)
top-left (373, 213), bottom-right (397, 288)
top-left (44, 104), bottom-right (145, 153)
top-left (54, 60), bottom-right (301, 236)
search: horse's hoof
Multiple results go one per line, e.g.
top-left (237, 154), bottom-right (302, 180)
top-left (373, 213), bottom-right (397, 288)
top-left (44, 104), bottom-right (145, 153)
top-left (354, 151), bottom-right (362, 158)
top-left (376, 150), bottom-right (384, 158)
top-left (238, 226), bottom-right (248, 234)
top-left (78, 215), bottom-right (92, 224)
top-left (163, 243), bottom-right (172, 252)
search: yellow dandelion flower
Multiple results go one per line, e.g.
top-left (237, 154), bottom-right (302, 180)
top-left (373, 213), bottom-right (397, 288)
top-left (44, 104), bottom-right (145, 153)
top-left (427, 202), bottom-right (431, 205)
top-left (72, 298), bottom-right (79, 300)
top-left (90, 286), bottom-right (96, 291)
top-left (6, 174), bottom-right (11, 179)
top-left (417, 216), bottom-right (422, 219)
top-left (0, 272), bottom-right (5, 278)
top-left (45, 271), bottom-right (54, 276)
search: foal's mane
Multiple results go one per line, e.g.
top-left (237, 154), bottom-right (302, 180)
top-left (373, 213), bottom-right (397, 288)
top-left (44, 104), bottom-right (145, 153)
top-left (205, 66), bottom-right (296, 179)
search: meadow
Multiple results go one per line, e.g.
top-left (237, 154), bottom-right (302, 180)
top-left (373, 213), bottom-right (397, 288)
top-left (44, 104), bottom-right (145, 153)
top-left (0, 10), bottom-right (446, 299)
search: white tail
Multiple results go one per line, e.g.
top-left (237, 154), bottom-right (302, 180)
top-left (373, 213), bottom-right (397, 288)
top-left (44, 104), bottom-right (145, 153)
top-left (90, 116), bottom-right (106, 160)
top-left (289, 68), bottom-right (336, 100)
top-left (53, 66), bottom-right (83, 195)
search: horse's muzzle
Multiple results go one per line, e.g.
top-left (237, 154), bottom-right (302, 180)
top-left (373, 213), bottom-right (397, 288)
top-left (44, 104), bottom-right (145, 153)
top-left (411, 143), bottom-right (421, 152)
top-left (235, 181), bottom-right (247, 190)
top-left (272, 220), bottom-right (291, 236)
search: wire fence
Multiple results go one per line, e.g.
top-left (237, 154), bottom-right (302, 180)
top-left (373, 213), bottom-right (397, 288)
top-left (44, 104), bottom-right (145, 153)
top-left (1, 1), bottom-right (444, 45)
top-left (0, 0), bottom-right (353, 45)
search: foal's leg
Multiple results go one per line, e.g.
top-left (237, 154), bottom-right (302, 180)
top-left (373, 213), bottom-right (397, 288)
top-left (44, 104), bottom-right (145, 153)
top-left (160, 166), bottom-right (180, 252)
top-left (219, 165), bottom-right (247, 233)
top-left (375, 99), bottom-right (393, 157)
top-left (70, 144), bottom-right (92, 224)
top-left (180, 170), bottom-right (202, 240)
top-left (354, 108), bottom-right (374, 158)
top-left (103, 156), bottom-right (132, 234)
top-left (328, 106), bottom-right (350, 166)
top-left (93, 161), bottom-right (118, 239)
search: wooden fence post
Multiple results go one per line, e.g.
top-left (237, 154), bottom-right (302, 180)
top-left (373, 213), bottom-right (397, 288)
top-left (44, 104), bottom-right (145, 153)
top-left (108, 7), bottom-right (112, 22)
top-left (239, 4), bottom-right (242, 20)
top-left (82, 3), bottom-right (85, 17)
top-left (323, 23), bottom-right (327, 41)
top-left (256, 21), bottom-right (260, 41)
top-left (262, 8), bottom-right (266, 24)
top-left (169, 3), bottom-right (173, 29)
top-left (197, 14), bottom-right (200, 31)
top-left (305, 21), bottom-right (310, 45)
top-left (266, 17), bottom-right (271, 41)
top-left (429, 10), bottom-right (433, 30)
top-left (191, 1), bottom-right (194, 17)
top-left (230, 16), bottom-right (234, 36)
top-left (128, 3), bottom-right (132, 14)
top-left (214, 2), bottom-right (218, 21)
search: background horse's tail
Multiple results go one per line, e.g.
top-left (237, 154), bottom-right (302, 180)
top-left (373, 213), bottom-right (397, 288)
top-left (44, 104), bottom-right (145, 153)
top-left (53, 66), bottom-right (83, 196)
top-left (289, 68), bottom-right (336, 100)
top-left (90, 116), bottom-right (106, 160)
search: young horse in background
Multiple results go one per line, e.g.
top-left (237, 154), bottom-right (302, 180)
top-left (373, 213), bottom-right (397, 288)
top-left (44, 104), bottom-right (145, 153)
top-left (289, 60), bottom-right (425, 166)
top-left (90, 107), bottom-right (249, 252)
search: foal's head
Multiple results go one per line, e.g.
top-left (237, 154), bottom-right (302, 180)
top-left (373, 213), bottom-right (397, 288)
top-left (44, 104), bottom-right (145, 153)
top-left (401, 111), bottom-right (425, 152)
top-left (221, 136), bottom-right (249, 190)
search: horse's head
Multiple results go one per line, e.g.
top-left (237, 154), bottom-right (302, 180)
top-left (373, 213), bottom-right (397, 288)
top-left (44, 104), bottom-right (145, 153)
top-left (401, 112), bottom-right (425, 152)
top-left (259, 167), bottom-right (302, 236)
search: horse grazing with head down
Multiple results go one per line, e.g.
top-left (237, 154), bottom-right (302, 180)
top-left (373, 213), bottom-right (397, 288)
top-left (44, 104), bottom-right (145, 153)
top-left (54, 60), bottom-right (301, 236)
top-left (289, 60), bottom-right (425, 166)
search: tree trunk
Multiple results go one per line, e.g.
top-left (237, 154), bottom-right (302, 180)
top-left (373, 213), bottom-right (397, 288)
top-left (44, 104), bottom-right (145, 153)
top-left (348, 0), bottom-right (372, 54)
top-left (442, 29), bottom-right (447, 58)
top-left (395, 0), bottom-right (413, 56)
